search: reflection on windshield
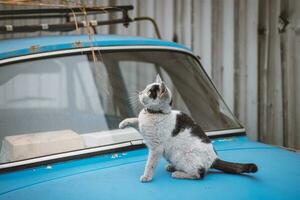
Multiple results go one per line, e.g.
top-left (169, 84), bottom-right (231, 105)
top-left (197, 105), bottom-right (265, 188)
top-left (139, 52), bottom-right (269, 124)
top-left (0, 50), bottom-right (241, 163)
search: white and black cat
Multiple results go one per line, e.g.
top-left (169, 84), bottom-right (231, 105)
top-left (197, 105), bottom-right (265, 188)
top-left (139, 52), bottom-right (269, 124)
top-left (119, 74), bottom-right (257, 182)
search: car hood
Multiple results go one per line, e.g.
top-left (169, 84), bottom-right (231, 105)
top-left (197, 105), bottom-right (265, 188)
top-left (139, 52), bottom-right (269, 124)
top-left (0, 136), bottom-right (299, 200)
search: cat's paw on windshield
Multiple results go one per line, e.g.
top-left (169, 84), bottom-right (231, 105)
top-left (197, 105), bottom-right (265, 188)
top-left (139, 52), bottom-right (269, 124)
top-left (119, 119), bottom-right (130, 129)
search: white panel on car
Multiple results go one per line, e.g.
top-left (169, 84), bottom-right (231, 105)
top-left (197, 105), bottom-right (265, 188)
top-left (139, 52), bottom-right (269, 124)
top-left (81, 128), bottom-right (143, 148)
top-left (0, 130), bottom-right (84, 163)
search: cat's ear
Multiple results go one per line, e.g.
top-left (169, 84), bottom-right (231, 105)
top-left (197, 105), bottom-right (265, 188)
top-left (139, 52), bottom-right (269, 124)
top-left (155, 74), bottom-right (163, 83)
top-left (160, 81), bottom-right (166, 93)
top-left (169, 98), bottom-right (173, 106)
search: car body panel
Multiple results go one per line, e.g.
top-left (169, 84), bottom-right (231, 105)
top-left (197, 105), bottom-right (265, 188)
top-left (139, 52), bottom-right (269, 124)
top-left (0, 35), bottom-right (189, 60)
top-left (0, 136), bottom-right (299, 200)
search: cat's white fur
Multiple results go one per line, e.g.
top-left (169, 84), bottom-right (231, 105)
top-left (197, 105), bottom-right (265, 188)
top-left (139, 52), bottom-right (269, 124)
top-left (119, 75), bottom-right (217, 182)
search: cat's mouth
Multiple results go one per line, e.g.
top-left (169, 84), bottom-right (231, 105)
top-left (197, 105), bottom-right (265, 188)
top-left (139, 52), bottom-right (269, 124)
top-left (138, 94), bottom-right (146, 106)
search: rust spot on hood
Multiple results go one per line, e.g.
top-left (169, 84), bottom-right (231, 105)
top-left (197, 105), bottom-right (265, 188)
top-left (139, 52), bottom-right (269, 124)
top-left (73, 40), bottom-right (82, 48)
top-left (29, 45), bottom-right (40, 53)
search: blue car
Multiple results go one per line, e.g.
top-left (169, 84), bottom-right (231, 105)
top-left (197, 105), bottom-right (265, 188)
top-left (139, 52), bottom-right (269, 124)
top-left (0, 5), bottom-right (299, 200)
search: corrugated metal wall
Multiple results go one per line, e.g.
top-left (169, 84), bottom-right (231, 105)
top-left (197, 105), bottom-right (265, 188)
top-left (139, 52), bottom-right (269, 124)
top-left (0, 0), bottom-right (299, 149)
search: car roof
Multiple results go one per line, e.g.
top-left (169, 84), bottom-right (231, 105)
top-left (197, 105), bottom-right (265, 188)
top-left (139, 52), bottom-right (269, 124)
top-left (0, 35), bottom-right (190, 60)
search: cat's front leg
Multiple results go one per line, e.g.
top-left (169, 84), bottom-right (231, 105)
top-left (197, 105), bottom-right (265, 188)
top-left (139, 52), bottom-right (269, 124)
top-left (119, 118), bottom-right (138, 129)
top-left (140, 149), bottom-right (162, 183)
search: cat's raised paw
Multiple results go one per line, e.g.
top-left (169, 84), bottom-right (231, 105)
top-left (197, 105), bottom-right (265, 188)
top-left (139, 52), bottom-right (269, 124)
top-left (119, 120), bottom-right (129, 129)
top-left (140, 175), bottom-right (152, 183)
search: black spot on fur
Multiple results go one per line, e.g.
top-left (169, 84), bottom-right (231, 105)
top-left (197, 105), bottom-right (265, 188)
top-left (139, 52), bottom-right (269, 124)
top-left (172, 112), bottom-right (211, 143)
top-left (169, 98), bottom-right (173, 106)
top-left (166, 165), bottom-right (176, 172)
top-left (149, 84), bottom-right (160, 99)
top-left (145, 108), bottom-right (164, 114)
top-left (198, 168), bottom-right (206, 179)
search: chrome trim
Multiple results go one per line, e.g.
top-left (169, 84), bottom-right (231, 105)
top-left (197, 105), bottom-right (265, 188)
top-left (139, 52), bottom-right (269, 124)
top-left (0, 128), bottom-right (246, 169)
top-left (206, 128), bottom-right (246, 136)
top-left (0, 142), bottom-right (132, 169)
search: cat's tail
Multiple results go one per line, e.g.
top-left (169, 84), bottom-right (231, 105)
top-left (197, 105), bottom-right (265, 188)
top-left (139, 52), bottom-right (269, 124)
top-left (211, 158), bottom-right (258, 174)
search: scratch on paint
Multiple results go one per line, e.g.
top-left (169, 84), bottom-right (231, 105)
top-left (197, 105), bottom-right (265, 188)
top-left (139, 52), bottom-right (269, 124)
top-left (111, 153), bottom-right (119, 159)
top-left (111, 152), bottom-right (128, 159)
top-left (46, 165), bottom-right (52, 169)
top-left (216, 138), bottom-right (235, 142)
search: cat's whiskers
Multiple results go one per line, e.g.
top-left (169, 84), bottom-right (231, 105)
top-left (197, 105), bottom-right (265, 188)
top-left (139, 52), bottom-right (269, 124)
top-left (128, 90), bottom-right (142, 112)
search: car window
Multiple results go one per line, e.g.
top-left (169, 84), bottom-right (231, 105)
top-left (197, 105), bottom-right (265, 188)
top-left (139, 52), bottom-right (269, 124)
top-left (119, 61), bottom-right (191, 117)
top-left (0, 49), bottom-right (242, 164)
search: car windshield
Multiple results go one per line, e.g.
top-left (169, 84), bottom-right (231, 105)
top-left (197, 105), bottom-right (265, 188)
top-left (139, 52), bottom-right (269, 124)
top-left (0, 49), bottom-right (242, 164)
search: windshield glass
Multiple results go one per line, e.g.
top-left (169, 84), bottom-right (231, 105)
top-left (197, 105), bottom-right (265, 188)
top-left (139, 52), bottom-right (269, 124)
top-left (0, 49), bottom-right (242, 164)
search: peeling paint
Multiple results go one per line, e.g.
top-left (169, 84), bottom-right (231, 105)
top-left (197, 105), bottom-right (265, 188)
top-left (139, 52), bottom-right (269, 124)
top-left (216, 138), bottom-right (235, 142)
top-left (46, 165), bottom-right (52, 169)
top-left (73, 40), bottom-right (82, 48)
top-left (29, 45), bottom-right (40, 53)
top-left (111, 152), bottom-right (128, 159)
top-left (111, 153), bottom-right (119, 159)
